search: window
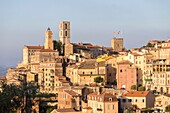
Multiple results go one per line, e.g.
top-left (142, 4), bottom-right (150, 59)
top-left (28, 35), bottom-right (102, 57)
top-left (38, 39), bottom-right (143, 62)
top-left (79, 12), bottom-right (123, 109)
top-left (65, 31), bottom-right (67, 36)
top-left (65, 24), bottom-right (67, 29)
top-left (142, 99), bottom-right (144, 102)
top-left (109, 98), bottom-right (112, 101)
top-left (122, 99), bottom-right (126, 102)
top-left (83, 72), bottom-right (85, 74)
top-left (135, 99), bottom-right (138, 102)
top-left (60, 31), bottom-right (62, 36)
top-left (91, 72), bottom-right (92, 74)
top-left (100, 97), bottom-right (102, 101)
top-left (100, 105), bottom-right (102, 109)
top-left (108, 105), bottom-right (110, 110)
top-left (120, 69), bottom-right (122, 72)
top-left (112, 105), bottom-right (114, 109)
top-left (128, 99), bottom-right (132, 102)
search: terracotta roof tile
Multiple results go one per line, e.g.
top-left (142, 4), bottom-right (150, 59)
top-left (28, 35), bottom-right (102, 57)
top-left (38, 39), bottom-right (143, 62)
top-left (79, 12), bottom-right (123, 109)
top-left (164, 94), bottom-right (170, 97)
top-left (131, 52), bottom-right (142, 56)
top-left (124, 91), bottom-right (150, 97)
top-left (88, 92), bottom-right (117, 102)
top-left (64, 90), bottom-right (80, 97)
top-left (25, 46), bottom-right (44, 49)
top-left (78, 60), bottom-right (96, 69)
top-left (161, 46), bottom-right (170, 49)
top-left (83, 106), bottom-right (92, 109)
top-left (117, 60), bottom-right (133, 65)
top-left (0, 76), bottom-right (6, 80)
top-left (56, 108), bottom-right (76, 112)
top-left (59, 80), bottom-right (69, 83)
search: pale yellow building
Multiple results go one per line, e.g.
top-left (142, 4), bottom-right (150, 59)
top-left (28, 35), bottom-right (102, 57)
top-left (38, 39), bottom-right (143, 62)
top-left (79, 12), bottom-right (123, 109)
top-left (66, 59), bottom-right (107, 85)
top-left (44, 28), bottom-right (54, 50)
top-left (121, 91), bottom-right (155, 109)
top-left (155, 94), bottom-right (170, 112)
top-left (152, 59), bottom-right (170, 93)
top-left (87, 92), bottom-right (118, 113)
top-left (38, 61), bottom-right (67, 93)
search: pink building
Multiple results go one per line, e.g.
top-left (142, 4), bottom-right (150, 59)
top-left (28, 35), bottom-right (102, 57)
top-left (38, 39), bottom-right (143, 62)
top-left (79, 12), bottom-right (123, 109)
top-left (117, 60), bottom-right (137, 90)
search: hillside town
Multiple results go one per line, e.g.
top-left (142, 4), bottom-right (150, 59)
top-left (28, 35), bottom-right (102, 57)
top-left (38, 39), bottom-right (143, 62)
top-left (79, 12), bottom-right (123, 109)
top-left (1, 21), bottom-right (170, 113)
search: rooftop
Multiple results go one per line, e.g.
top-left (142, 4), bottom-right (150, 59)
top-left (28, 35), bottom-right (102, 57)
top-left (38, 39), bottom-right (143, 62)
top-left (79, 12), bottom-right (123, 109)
top-left (124, 91), bottom-right (150, 97)
top-left (25, 45), bottom-right (44, 49)
top-left (0, 76), bottom-right (6, 80)
top-left (78, 60), bottom-right (96, 69)
top-left (55, 108), bottom-right (77, 112)
top-left (117, 60), bottom-right (133, 65)
top-left (64, 90), bottom-right (81, 97)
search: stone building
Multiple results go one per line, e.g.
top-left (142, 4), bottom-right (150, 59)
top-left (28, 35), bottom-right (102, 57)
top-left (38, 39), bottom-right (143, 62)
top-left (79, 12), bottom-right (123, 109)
top-left (44, 28), bottom-right (54, 50)
top-left (111, 38), bottom-right (123, 52)
top-left (66, 59), bottom-right (107, 85)
top-left (58, 87), bottom-right (82, 110)
top-left (120, 91), bottom-right (155, 109)
top-left (59, 21), bottom-right (70, 45)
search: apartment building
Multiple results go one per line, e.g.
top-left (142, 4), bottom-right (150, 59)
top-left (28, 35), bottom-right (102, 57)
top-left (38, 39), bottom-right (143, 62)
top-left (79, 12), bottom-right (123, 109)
top-left (117, 60), bottom-right (137, 90)
top-left (120, 91), bottom-right (155, 109)
top-left (87, 92), bottom-right (118, 113)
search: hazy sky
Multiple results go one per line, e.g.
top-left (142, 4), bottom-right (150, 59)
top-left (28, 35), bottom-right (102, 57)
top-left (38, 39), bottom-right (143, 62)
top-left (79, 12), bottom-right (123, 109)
top-left (0, 0), bottom-right (170, 66)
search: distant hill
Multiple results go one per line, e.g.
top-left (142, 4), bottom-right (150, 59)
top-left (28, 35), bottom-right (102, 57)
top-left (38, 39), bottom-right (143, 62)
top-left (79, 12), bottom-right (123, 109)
top-left (0, 66), bottom-right (8, 76)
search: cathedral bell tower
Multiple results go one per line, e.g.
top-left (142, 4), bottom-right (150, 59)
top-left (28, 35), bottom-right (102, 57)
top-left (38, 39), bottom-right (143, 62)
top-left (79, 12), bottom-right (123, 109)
top-left (59, 21), bottom-right (70, 45)
top-left (44, 28), bottom-right (54, 50)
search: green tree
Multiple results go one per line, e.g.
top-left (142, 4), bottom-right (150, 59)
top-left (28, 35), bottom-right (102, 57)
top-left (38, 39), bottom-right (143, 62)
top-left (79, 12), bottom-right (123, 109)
top-left (0, 81), bottom-right (39, 113)
top-left (131, 85), bottom-right (137, 90)
top-left (165, 105), bottom-right (170, 112)
top-left (138, 86), bottom-right (145, 91)
top-left (146, 43), bottom-right (154, 47)
top-left (0, 82), bottom-right (23, 113)
top-left (94, 77), bottom-right (104, 83)
top-left (53, 40), bottom-right (63, 55)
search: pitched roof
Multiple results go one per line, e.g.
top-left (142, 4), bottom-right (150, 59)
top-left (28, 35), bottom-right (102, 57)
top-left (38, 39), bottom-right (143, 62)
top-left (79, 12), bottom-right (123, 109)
top-left (131, 52), bottom-right (142, 56)
top-left (25, 46), bottom-right (43, 49)
top-left (59, 80), bottom-right (69, 83)
top-left (78, 60), bottom-right (96, 69)
top-left (56, 108), bottom-right (77, 112)
top-left (64, 90), bottom-right (80, 97)
top-left (161, 46), bottom-right (170, 49)
top-left (124, 91), bottom-right (150, 97)
top-left (164, 94), bottom-right (170, 97)
top-left (83, 106), bottom-right (92, 109)
top-left (117, 60), bottom-right (133, 65)
top-left (88, 92), bottom-right (117, 102)
top-left (0, 76), bottom-right (6, 80)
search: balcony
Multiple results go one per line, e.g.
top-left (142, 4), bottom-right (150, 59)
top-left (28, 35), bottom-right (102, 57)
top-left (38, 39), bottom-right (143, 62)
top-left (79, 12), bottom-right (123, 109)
top-left (145, 78), bottom-right (152, 81)
top-left (97, 108), bottom-right (102, 111)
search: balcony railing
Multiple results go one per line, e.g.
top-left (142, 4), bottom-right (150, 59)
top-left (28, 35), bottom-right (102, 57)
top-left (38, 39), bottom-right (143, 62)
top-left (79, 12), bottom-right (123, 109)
top-left (97, 108), bottom-right (102, 111)
top-left (145, 78), bottom-right (152, 81)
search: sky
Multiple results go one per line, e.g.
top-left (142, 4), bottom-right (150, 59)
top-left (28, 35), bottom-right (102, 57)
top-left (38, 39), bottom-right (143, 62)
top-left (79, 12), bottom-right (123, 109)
top-left (0, 0), bottom-right (170, 66)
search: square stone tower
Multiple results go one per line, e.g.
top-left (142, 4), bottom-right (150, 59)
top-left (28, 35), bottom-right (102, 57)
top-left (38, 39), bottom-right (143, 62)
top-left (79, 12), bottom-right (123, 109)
top-left (59, 21), bottom-right (70, 45)
top-left (111, 38), bottom-right (123, 52)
